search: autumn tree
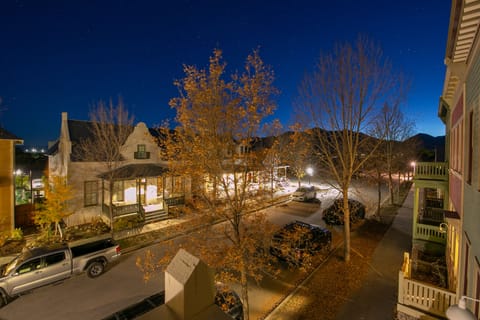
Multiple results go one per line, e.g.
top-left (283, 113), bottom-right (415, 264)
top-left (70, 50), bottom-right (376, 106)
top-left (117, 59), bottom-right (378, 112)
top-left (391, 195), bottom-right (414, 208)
top-left (78, 98), bottom-right (134, 232)
top-left (34, 175), bottom-right (73, 241)
top-left (159, 49), bottom-right (279, 319)
top-left (296, 36), bottom-right (405, 262)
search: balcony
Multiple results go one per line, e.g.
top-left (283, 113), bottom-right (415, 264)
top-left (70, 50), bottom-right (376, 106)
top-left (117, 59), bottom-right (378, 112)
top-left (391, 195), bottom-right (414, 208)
top-left (414, 162), bottom-right (448, 181)
top-left (414, 206), bottom-right (447, 244)
top-left (397, 253), bottom-right (456, 318)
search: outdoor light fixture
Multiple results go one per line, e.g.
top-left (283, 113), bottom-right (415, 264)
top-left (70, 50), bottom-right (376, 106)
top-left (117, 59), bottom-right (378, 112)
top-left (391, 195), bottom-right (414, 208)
top-left (306, 167), bottom-right (313, 185)
top-left (446, 296), bottom-right (479, 320)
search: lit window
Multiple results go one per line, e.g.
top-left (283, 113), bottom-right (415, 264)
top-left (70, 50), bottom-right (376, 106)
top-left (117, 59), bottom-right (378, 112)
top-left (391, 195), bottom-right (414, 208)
top-left (134, 144), bottom-right (150, 159)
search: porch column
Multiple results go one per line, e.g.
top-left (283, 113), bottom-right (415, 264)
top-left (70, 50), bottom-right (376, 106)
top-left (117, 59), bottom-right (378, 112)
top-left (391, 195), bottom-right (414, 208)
top-left (412, 186), bottom-right (420, 238)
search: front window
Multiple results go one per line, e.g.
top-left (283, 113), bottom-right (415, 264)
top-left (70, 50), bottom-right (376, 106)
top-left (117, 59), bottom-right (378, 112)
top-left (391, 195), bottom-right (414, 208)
top-left (157, 177), bottom-right (163, 197)
top-left (113, 181), bottom-right (124, 202)
top-left (134, 144), bottom-right (150, 159)
top-left (173, 176), bottom-right (184, 194)
top-left (84, 181), bottom-right (99, 206)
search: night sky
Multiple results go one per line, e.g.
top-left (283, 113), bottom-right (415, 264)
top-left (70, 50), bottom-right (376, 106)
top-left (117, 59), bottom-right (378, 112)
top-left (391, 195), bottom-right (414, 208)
top-left (0, 0), bottom-right (450, 147)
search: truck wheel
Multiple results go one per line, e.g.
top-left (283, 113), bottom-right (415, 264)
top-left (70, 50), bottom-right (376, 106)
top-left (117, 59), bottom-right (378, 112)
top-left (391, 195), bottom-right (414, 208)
top-left (87, 261), bottom-right (105, 278)
top-left (0, 289), bottom-right (8, 307)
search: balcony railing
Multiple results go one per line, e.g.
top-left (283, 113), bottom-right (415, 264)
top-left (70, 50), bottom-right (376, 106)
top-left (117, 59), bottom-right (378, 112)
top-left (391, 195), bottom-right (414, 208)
top-left (414, 223), bottom-right (447, 244)
top-left (414, 162), bottom-right (448, 181)
top-left (398, 252), bottom-right (456, 318)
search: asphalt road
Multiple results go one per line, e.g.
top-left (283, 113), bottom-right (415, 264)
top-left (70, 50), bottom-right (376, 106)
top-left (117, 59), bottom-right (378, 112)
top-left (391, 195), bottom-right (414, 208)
top-left (0, 179), bottom-right (388, 320)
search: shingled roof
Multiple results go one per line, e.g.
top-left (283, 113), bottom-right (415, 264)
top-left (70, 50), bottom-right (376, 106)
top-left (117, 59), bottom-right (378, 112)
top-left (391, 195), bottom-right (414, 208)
top-left (97, 163), bottom-right (168, 179)
top-left (48, 119), bottom-right (136, 161)
top-left (0, 127), bottom-right (23, 141)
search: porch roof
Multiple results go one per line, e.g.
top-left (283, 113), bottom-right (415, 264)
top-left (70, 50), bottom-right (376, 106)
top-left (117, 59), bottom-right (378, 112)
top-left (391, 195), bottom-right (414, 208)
top-left (98, 163), bottom-right (168, 180)
top-left (444, 210), bottom-right (460, 220)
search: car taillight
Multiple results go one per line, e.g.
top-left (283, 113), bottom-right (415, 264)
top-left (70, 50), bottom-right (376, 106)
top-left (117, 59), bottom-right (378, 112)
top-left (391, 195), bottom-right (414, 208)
top-left (116, 245), bottom-right (121, 254)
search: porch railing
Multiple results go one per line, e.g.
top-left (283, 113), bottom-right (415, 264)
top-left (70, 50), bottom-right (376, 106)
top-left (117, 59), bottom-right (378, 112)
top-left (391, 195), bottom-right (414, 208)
top-left (414, 162), bottom-right (448, 181)
top-left (414, 223), bottom-right (447, 244)
top-left (103, 203), bottom-right (142, 219)
top-left (398, 252), bottom-right (456, 318)
top-left (165, 196), bottom-right (185, 207)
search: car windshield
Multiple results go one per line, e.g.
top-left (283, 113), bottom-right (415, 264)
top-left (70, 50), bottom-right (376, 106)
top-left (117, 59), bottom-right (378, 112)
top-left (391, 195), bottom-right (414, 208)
top-left (3, 254), bottom-right (23, 276)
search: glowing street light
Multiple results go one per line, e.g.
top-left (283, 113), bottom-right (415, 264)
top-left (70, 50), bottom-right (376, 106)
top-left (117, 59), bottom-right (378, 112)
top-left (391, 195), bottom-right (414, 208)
top-left (306, 167), bottom-right (313, 185)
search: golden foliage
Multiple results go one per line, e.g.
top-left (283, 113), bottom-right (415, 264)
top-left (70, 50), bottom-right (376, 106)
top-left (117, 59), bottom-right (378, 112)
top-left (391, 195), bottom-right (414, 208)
top-left (34, 175), bottom-right (73, 241)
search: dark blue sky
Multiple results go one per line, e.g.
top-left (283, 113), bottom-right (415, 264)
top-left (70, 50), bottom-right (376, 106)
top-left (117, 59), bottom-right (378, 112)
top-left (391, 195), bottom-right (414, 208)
top-left (1, 0), bottom-right (450, 147)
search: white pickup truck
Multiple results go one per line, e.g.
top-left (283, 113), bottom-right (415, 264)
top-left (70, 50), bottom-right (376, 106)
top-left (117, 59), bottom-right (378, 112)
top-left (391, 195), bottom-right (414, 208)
top-left (0, 237), bottom-right (121, 307)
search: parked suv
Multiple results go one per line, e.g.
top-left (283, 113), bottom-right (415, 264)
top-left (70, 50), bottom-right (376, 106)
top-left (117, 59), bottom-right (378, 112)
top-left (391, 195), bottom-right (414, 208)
top-left (270, 221), bottom-right (331, 264)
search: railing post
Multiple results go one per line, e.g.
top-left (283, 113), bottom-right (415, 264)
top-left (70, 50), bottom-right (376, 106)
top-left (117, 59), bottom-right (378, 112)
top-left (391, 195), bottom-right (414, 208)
top-left (398, 270), bottom-right (405, 305)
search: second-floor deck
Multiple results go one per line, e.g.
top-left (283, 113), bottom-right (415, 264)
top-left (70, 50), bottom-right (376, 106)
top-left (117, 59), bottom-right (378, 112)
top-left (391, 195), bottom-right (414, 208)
top-left (414, 162), bottom-right (448, 181)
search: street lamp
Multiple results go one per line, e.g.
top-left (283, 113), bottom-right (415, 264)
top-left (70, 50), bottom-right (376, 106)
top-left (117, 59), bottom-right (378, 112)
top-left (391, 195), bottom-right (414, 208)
top-left (306, 167), bottom-right (313, 185)
top-left (446, 296), bottom-right (480, 320)
top-left (410, 161), bottom-right (416, 180)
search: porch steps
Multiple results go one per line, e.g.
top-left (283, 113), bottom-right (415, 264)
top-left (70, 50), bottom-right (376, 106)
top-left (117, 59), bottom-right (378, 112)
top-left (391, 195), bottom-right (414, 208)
top-left (144, 210), bottom-right (168, 224)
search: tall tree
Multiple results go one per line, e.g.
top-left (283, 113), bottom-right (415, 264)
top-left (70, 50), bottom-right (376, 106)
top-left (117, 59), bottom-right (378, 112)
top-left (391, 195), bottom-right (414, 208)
top-left (78, 98), bottom-right (134, 233)
top-left (371, 102), bottom-right (414, 205)
top-left (296, 36), bottom-right (405, 262)
top-left (160, 49), bottom-right (278, 319)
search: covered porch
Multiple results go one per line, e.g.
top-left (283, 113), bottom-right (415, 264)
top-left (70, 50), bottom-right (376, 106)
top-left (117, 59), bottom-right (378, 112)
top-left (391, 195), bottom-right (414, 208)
top-left (99, 163), bottom-right (187, 223)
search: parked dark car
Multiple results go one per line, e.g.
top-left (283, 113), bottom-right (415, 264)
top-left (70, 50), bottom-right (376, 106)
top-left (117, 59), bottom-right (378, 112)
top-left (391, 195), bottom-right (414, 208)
top-left (322, 199), bottom-right (366, 225)
top-left (270, 221), bottom-right (331, 264)
top-left (215, 286), bottom-right (243, 320)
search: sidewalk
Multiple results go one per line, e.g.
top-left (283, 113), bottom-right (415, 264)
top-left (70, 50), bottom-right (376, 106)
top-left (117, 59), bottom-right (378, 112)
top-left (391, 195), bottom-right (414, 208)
top-left (266, 188), bottom-right (414, 320)
top-left (335, 188), bottom-right (413, 319)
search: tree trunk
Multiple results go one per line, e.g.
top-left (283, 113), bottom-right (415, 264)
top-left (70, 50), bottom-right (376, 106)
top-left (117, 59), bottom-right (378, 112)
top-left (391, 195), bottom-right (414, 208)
top-left (388, 171), bottom-right (394, 205)
top-left (342, 189), bottom-right (351, 262)
top-left (109, 180), bottom-right (114, 237)
top-left (55, 222), bottom-right (63, 239)
top-left (377, 170), bottom-right (382, 221)
top-left (240, 260), bottom-right (250, 320)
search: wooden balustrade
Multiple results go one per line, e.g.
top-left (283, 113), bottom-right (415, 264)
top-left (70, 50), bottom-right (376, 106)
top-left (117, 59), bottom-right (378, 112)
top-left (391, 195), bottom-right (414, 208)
top-left (398, 252), bottom-right (456, 318)
top-left (414, 162), bottom-right (448, 181)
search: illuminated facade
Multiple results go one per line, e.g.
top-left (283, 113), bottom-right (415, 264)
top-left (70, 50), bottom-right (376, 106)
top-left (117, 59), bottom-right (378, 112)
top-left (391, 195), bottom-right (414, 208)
top-left (397, 0), bottom-right (480, 318)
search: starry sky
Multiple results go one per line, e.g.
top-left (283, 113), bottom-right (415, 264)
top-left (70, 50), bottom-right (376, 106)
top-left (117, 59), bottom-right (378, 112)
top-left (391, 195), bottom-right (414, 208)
top-left (0, 0), bottom-right (451, 147)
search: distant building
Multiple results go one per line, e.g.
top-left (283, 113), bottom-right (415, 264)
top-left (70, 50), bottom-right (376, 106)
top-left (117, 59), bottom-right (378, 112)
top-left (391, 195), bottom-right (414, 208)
top-left (0, 128), bottom-right (23, 232)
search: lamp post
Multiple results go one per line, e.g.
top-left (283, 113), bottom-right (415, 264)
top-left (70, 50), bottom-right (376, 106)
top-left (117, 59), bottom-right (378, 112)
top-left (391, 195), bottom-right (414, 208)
top-left (306, 167), bottom-right (313, 185)
top-left (410, 161), bottom-right (416, 180)
top-left (446, 296), bottom-right (480, 320)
